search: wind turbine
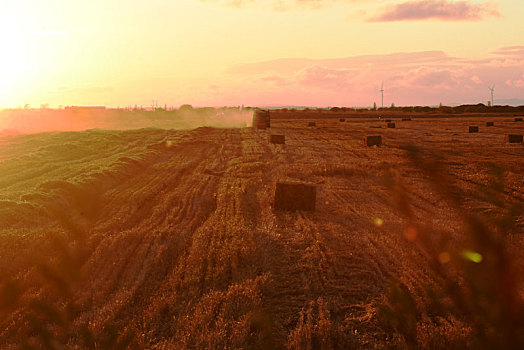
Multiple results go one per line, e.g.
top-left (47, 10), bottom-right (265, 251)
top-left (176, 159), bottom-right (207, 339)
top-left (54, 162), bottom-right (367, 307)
top-left (488, 85), bottom-right (495, 106)
top-left (379, 82), bottom-right (384, 108)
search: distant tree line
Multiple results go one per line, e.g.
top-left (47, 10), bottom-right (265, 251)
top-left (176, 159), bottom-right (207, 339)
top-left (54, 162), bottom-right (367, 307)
top-left (324, 104), bottom-right (524, 114)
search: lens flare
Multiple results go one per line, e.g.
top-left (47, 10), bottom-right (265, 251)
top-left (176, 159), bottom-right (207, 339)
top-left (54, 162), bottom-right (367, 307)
top-left (462, 250), bottom-right (483, 263)
top-left (438, 252), bottom-right (451, 264)
top-left (404, 225), bottom-right (418, 241)
top-left (373, 217), bottom-right (384, 226)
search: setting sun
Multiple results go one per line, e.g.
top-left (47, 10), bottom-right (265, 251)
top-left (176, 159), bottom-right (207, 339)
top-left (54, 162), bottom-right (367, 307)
top-left (0, 6), bottom-right (33, 100)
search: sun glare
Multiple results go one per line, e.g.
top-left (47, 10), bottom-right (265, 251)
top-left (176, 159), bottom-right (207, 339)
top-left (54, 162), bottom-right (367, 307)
top-left (0, 6), bottom-right (34, 105)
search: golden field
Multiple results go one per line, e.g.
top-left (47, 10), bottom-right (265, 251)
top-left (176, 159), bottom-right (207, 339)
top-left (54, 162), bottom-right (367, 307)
top-left (0, 111), bottom-right (523, 348)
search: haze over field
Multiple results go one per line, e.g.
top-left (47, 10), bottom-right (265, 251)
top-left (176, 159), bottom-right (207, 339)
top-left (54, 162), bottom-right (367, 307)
top-left (0, 107), bottom-right (254, 134)
top-left (1, 0), bottom-right (524, 108)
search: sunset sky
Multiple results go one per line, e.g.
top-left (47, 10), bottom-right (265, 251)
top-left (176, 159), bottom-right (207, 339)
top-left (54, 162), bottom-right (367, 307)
top-left (1, 0), bottom-right (523, 108)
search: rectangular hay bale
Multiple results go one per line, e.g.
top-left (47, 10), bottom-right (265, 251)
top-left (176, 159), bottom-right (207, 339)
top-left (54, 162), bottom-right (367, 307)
top-left (402, 118), bottom-right (412, 121)
top-left (515, 117), bottom-right (523, 122)
top-left (339, 118), bottom-right (345, 122)
top-left (253, 110), bottom-right (270, 129)
top-left (385, 119), bottom-right (392, 123)
top-left (365, 135), bottom-right (382, 146)
top-left (387, 122), bottom-right (396, 128)
top-left (274, 182), bottom-right (316, 211)
top-left (507, 134), bottom-right (523, 143)
top-left (486, 122), bottom-right (494, 127)
top-left (269, 134), bottom-right (285, 144)
top-left (308, 122), bottom-right (316, 127)
top-left (469, 126), bottom-right (479, 133)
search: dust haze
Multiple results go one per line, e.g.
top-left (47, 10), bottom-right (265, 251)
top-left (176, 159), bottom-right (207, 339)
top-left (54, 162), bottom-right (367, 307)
top-left (0, 106), bottom-right (253, 135)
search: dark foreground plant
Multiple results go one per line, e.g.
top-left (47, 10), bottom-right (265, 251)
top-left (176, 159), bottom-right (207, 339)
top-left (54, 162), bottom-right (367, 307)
top-left (0, 209), bottom-right (136, 349)
top-left (378, 145), bottom-right (524, 349)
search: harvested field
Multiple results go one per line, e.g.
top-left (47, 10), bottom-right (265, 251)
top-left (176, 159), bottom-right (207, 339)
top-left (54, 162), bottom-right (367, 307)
top-left (0, 114), bottom-right (523, 348)
top-left (274, 182), bottom-right (316, 211)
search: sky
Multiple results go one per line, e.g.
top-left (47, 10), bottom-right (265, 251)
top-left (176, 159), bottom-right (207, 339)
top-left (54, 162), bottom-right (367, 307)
top-left (0, 0), bottom-right (523, 108)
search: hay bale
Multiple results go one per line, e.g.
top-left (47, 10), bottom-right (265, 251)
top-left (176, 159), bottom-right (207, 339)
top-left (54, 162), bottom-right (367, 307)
top-left (365, 135), bottom-right (382, 146)
top-left (385, 119), bottom-right (392, 123)
top-left (387, 122), bottom-right (396, 128)
top-left (486, 122), bottom-right (494, 127)
top-left (269, 134), bottom-right (285, 144)
top-left (402, 118), bottom-right (412, 121)
top-left (274, 182), bottom-right (316, 211)
top-left (339, 118), bottom-right (345, 122)
top-left (469, 126), bottom-right (479, 133)
top-left (515, 117), bottom-right (523, 122)
top-left (308, 122), bottom-right (316, 127)
top-left (507, 134), bottom-right (523, 143)
top-left (253, 110), bottom-right (270, 129)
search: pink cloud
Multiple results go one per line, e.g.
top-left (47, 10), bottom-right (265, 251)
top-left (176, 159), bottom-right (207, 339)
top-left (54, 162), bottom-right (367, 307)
top-left (506, 74), bottom-right (524, 88)
top-left (230, 51), bottom-right (453, 75)
top-left (260, 75), bottom-right (291, 86)
top-left (371, 0), bottom-right (501, 22)
top-left (213, 48), bottom-right (524, 106)
top-left (471, 75), bottom-right (482, 84)
top-left (405, 68), bottom-right (459, 88)
top-left (296, 65), bottom-right (358, 90)
top-left (491, 46), bottom-right (524, 57)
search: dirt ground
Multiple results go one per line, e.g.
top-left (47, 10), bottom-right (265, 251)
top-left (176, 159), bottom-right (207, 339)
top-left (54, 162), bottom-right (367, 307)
top-left (0, 114), bottom-right (523, 348)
